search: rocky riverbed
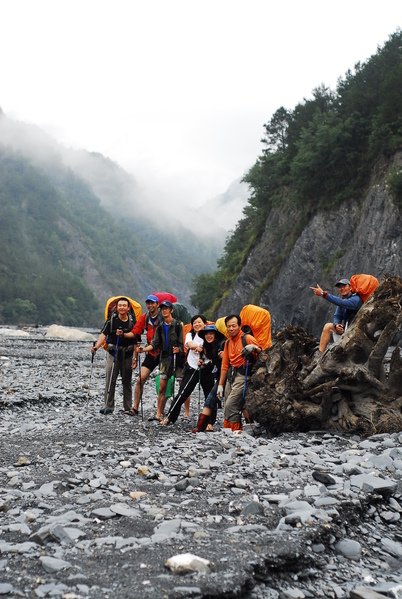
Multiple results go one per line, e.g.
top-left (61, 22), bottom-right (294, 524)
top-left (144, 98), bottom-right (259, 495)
top-left (0, 328), bottom-right (401, 599)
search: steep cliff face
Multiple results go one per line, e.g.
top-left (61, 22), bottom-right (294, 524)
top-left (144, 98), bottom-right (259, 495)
top-left (219, 155), bottom-right (402, 337)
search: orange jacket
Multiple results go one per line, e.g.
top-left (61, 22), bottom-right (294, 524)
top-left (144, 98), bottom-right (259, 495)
top-left (221, 331), bottom-right (259, 379)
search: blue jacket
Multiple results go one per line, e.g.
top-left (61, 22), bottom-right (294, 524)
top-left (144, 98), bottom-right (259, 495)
top-left (324, 292), bottom-right (363, 326)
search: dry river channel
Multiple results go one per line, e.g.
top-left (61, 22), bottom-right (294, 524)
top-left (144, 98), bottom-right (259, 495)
top-left (0, 328), bottom-right (401, 599)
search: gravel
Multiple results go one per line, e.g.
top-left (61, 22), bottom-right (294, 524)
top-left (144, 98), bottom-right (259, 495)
top-left (0, 328), bottom-right (401, 598)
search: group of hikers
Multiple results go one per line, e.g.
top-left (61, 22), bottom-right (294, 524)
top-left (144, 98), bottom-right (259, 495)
top-left (91, 294), bottom-right (260, 433)
top-left (90, 275), bottom-right (376, 433)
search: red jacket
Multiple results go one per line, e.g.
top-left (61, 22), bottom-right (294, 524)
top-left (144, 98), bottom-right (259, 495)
top-left (132, 313), bottom-right (162, 357)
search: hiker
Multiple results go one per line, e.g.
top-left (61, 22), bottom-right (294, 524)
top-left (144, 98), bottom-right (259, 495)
top-left (217, 314), bottom-right (261, 433)
top-left (192, 324), bottom-right (225, 433)
top-left (91, 297), bottom-right (136, 415)
top-left (160, 314), bottom-right (213, 426)
top-left (138, 300), bottom-right (183, 421)
top-left (129, 294), bottom-right (162, 415)
top-left (310, 278), bottom-right (363, 352)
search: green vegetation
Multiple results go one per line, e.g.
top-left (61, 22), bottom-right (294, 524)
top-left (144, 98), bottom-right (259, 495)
top-left (0, 154), bottom-right (102, 325)
top-left (192, 31), bottom-right (402, 313)
top-left (0, 136), bottom-right (220, 326)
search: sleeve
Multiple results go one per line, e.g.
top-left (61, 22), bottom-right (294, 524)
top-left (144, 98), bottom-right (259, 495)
top-left (220, 342), bottom-right (229, 380)
top-left (132, 313), bottom-right (146, 337)
top-left (333, 306), bottom-right (343, 325)
top-left (151, 325), bottom-right (162, 350)
top-left (325, 293), bottom-right (363, 310)
top-left (184, 332), bottom-right (193, 348)
top-left (246, 334), bottom-right (261, 350)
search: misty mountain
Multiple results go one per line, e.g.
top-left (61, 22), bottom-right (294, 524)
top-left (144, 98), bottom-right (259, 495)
top-left (197, 178), bottom-right (250, 234)
top-left (0, 112), bottom-right (224, 326)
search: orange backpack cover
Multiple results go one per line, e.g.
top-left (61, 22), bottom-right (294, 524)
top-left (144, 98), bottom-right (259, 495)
top-left (240, 304), bottom-right (272, 350)
top-left (104, 296), bottom-right (143, 321)
top-left (349, 274), bottom-right (379, 303)
top-left (101, 296), bottom-right (142, 351)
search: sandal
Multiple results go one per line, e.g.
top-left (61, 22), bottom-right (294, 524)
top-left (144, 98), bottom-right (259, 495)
top-left (159, 417), bottom-right (171, 426)
top-left (128, 408), bottom-right (139, 416)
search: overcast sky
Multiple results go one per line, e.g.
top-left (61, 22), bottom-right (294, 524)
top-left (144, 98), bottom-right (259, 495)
top-left (1, 0), bottom-right (401, 209)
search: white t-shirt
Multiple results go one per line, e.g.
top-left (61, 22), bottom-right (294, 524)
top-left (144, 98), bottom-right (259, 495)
top-left (184, 331), bottom-right (210, 370)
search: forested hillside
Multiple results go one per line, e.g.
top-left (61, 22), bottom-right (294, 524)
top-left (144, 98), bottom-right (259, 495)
top-left (0, 141), bottom-right (220, 326)
top-left (192, 31), bottom-right (402, 317)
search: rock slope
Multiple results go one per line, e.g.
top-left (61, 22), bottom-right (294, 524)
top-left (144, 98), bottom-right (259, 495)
top-left (219, 154), bottom-right (402, 337)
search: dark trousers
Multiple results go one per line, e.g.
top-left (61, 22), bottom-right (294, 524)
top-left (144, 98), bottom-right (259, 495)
top-left (104, 351), bottom-right (133, 411)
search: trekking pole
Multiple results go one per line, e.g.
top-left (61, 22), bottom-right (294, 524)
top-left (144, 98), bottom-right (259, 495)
top-left (138, 352), bottom-right (144, 422)
top-left (172, 353), bottom-right (177, 396)
top-left (90, 342), bottom-right (95, 384)
top-left (240, 359), bottom-right (249, 410)
top-left (198, 368), bottom-right (201, 413)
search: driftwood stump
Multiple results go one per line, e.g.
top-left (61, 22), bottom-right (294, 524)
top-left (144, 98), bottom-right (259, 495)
top-left (247, 276), bottom-right (402, 436)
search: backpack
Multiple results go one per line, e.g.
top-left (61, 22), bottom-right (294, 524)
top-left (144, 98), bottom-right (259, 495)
top-left (104, 296), bottom-right (142, 322)
top-left (102, 296), bottom-right (142, 350)
top-left (172, 302), bottom-right (192, 324)
top-left (349, 274), bottom-right (379, 303)
top-left (153, 291), bottom-right (178, 304)
top-left (239, 304), bottom-right (272, 350)
top-left (215, 317), bottom-right (228, 338)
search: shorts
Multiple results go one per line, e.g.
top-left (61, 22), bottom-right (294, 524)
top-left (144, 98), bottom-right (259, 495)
top-left (159, 356), bottom-right (173, 380)
top-left (141, 353), bottom-right (160, 373)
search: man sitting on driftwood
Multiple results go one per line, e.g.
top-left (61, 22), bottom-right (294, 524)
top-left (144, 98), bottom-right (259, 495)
top-left (310, 278), bottom-right (363, 352)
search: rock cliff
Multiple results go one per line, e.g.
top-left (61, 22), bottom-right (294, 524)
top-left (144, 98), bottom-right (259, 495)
top-left (219, 154), bottom-right (402, 337)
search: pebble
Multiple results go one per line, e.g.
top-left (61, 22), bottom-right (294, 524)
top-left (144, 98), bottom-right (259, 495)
top-left (0, 331), bottom-right (401, 598)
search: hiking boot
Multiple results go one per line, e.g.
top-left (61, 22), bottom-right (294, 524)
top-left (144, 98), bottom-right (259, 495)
top-left (191, 413), bottom-right (209, 433)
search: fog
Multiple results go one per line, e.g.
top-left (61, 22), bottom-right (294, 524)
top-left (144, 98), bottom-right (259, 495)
top-left (1, 0), bottom-right (401, 238)
top-left (0, 112), bottom-right (247, 237)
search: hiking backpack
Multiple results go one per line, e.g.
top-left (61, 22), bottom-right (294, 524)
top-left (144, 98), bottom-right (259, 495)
top-left (153, 291), bottom-right (178, 304)
top-left (349, 274), bottom-right (379, 303)
top-left (239, 304), bottom-right (272, 350)
top-left (102, 296), bottom-right (142, 350)
top-left (104, 296), bottom-right (142, 322)
top-left (172, 302), bottom-right (192, 325)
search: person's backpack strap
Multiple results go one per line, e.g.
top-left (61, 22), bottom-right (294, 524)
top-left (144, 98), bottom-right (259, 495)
top-left (175, 319), bottom-right (183, 346)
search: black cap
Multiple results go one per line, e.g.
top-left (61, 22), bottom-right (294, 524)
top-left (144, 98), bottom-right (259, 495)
top-left (159, 300), bottom-right (173, 309)
top-left (335, 278), bottom-right (350, 287)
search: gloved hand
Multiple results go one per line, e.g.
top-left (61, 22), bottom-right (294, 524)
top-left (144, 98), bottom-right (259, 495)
top-left (217, 385), bottom-right (224, 399)
top-left (242, 344), bottom-right (259, 356)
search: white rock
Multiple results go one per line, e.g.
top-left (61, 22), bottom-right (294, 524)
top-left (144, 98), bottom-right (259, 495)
top-left (45, 325), bottom-right (95, 341)
top-left (0, 328), bottom-right (30, 337)
top-left (165, 552), bottom-right (211, 574)
top-left (119, 460), bottom-right (132, 468)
